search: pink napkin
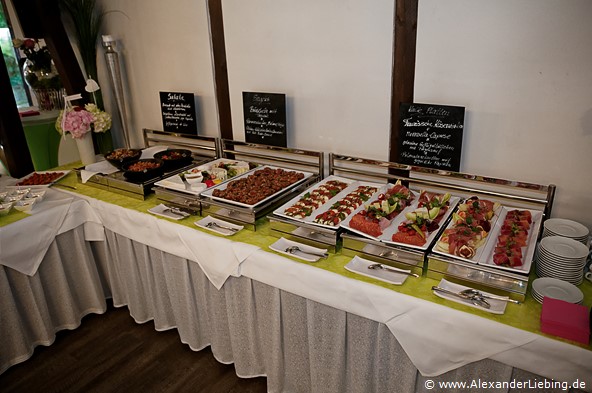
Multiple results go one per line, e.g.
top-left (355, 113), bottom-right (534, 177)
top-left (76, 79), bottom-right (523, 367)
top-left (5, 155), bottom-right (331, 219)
top-left (541, 297), bottom-right (590, 345)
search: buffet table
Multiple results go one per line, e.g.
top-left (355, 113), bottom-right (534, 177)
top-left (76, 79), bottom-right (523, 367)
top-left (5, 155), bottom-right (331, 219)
top-left (1, 169), bottom-right (591, 392)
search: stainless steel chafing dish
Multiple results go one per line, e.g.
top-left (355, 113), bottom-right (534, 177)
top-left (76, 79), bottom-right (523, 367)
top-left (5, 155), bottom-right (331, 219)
top-left (327, 153), bottom-right (555, 301)
top-left (76, 129), bottom-right (218, 200)
top-left (198, 140), bottom-right (323, 231)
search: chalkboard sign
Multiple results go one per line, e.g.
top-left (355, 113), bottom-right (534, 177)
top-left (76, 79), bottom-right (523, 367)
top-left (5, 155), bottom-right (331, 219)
top-left (243, 92), bottom-right (287, 147)
top-left (160, 92), bottom-right (198, 134)
top-left (398, 103), bottom-right (465, 171)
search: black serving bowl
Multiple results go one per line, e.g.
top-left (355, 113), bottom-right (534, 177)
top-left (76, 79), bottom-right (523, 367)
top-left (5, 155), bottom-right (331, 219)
top-left (153, 149), bottom-right (194, 170)
top-left (104, 148), bottom-right (142, 169)
top-left (122, 158), bottom-right (164, 182)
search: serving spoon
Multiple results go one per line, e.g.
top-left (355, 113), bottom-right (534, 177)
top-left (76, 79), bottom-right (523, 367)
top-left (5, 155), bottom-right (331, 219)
top-left (206, 221), bottom-right (239, 233)
top-left (368, 263), bottom-right (419, 278)
top-left (285, 246), bottom-right (329, 259)
top-left (460, 288), bottom-right (521, 304)
top-left (432, 286), bottom-right (491, 309)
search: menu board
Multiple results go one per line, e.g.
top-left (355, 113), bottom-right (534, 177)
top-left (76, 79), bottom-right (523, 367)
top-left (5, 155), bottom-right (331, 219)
top-left (160, 91), bottom-right (198, 134)
top-left (398, 103), bottom-right (465, 171)
top-left (243, 92), bottom-right (287, 147)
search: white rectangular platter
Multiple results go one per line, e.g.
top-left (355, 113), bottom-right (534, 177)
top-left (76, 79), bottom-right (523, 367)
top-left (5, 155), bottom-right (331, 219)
top-left (478, 207), bottom-right (543, 274)
top-left (154, 158), bottom-right (253, 196)
top-left (8, 170), bottom-right (71, 188)
top-left (272, 175), bottom-right (383, 229)
top-left (431, 198), bottom-right (504, 265)
top-left (201, 165), bottom-right (315, 209)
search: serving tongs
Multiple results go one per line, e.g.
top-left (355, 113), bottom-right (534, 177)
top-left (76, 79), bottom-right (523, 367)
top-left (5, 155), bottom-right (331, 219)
top-left (432, 286), bottom-right (491, 309)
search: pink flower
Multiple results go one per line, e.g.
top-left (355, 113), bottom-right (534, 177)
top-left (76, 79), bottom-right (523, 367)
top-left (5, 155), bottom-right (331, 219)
top-left (62, 109), bottom-right (94, 139)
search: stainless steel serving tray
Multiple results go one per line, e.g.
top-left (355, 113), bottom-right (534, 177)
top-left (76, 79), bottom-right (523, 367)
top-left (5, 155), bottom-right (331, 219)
top-left (75, 160), bottom-right (204, 200)
top-left (200, 165), bottom-right (319, 231)
top-left (328, 153), bottom-right (554, 294)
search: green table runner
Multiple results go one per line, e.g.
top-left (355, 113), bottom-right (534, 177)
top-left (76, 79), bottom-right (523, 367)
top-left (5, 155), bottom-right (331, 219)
top-left (50, 164), bottom-right (592, 349)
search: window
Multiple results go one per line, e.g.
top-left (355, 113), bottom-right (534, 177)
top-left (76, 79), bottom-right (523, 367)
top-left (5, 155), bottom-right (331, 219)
top-left (0, 1), bottom-right (29, 107)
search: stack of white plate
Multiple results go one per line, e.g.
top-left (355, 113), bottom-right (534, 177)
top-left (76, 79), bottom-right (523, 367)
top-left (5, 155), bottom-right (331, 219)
top-left (535, 236), bottom-right (589, 285)
top-left (542, 218), bottom-right (590, 245)
top-left (531, 277), bottom-right (584, 304)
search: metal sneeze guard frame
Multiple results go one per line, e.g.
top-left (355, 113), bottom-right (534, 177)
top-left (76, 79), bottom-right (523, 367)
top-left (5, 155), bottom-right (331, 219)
top-left (328, 153), bottom-right (556, 301)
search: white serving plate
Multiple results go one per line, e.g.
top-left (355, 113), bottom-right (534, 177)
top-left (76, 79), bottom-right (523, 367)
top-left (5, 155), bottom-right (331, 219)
top-left (307, 180), bottom-right (384, 230)
top-left (478, 207), bottom-right (543, 274)
top-left (433, 278), bottom-right (508, 314)
top-left (148, 204), bottom-right (190, 220)
top-left (195, 216), bottom-right (244, 236)
top-left (269, 237), bottom-right (328, 262)
top-left (344, 255), bottom-right (410, 285)
top-left (431, 199), bottom-right (503, 265)
top-left (202, 165), bottom-right (314, 209)
top-left (531, 277), bottom-right (584, 304)
top-left (8, 170), bottom-right (71, 188)
top-left (543, 218), bottom-right (589, 240)
top-left (539, 236), bottom-right (589, 260)
top-left (154, 158), bottom-right (253, 196)
top-left (272, 175), bottom-right (355, 221)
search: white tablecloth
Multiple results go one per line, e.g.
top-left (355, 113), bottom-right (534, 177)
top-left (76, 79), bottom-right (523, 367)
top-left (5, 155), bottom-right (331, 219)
top-left (49, 190), bottom-right (592, 389)
top-left (1, 186), bottom-right (591, 390)
top-left (0, 189), bottom-right (103, 275)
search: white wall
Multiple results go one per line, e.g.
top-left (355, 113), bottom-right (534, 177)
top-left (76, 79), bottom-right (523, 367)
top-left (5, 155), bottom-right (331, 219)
top-left (97, 0), bottom-right (218, 147)
top-left (222, 0), bottom-right (394, 159)
top-left (92, 0), bottom-right (592, 230)
top-left (415, 0), bottom-right (592, 230)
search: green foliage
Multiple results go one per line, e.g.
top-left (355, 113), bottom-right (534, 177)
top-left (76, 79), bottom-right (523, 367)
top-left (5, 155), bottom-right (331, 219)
top-left (0, 5), bottom-right (7, 28)
top-left (60, 0), bottom-right (104, 109)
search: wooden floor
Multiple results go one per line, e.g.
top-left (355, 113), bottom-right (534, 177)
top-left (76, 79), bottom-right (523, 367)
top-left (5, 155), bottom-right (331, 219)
top-left (0, 301), bottom-right (268, 393)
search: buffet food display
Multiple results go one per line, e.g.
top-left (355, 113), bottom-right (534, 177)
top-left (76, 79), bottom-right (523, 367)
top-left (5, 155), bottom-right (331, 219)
top-left (325, 153), bottom-right (553, 300)
top-left (70, 133), bottom-right (555, 299)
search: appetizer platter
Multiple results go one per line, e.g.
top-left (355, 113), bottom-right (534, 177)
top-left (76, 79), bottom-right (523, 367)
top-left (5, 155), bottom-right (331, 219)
top-left (340, 181), bottom-right (417, 240)
top-left (202, 165), bottom-right (314, 209)
top-left (478, 207), bottom-right (543, 274)
top-left (431, 196), bottom-right (502, 263)
top-left (200, 165), bottom-right (318, 230)
top-left (382, 191), bottom-right (460, 250)
top-left (10, 170), bottom-right (70, 188)
top-left (269, 176), bottom-right (381, 252)
top-left (154, 158), bottom-right (254, 197)
top-left (273, 176), bottom-right (382, 227)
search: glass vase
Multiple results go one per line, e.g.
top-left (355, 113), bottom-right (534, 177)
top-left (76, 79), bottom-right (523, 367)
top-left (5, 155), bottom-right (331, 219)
top-left (22, 60), bottom-right (65, 111)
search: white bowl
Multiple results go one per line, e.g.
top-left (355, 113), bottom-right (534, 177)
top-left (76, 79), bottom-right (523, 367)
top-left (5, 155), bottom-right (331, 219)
top-left (0, 202), bottom-right (12, 216)
top-left (26, 190), bottom-right (46, 202)
top-left (185, 174), bottom-right (204, 184)
top-left (14, 199), bottom-right (36, 213)
top-left (11, 187), bottom-right (30, 195)
top-left (3, 194), bottom-right (24, 203)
